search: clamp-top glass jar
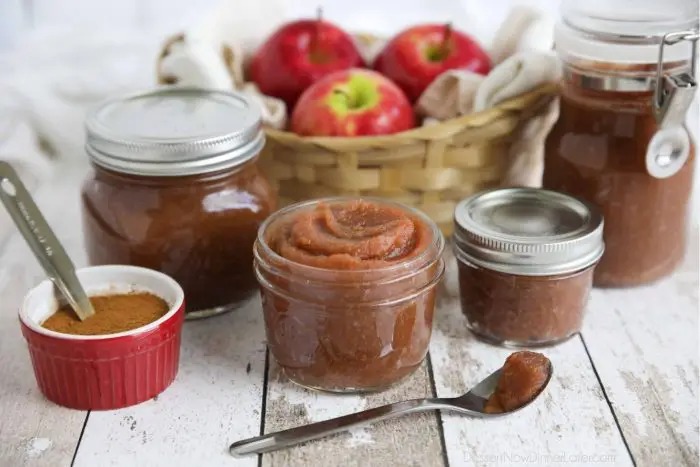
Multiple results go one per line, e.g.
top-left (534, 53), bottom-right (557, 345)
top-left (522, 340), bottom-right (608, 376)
top-left (543, 0), bottom-right (698, 287)
top-left (81, 88), bottom-right (276, 319)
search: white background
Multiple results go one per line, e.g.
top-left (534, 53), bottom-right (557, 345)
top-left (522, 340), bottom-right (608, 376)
top-left (0, 0), bottom-right (560, 50)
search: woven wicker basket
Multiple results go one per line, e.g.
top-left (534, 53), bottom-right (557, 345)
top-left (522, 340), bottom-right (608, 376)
top-left (157, 34), bottom-right (557, 235)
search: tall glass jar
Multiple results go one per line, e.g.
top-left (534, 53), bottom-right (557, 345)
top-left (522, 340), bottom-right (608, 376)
top-left (543, 0), bottom-right (698, 287)
top-left (81, 88), bottom-right (276, 319)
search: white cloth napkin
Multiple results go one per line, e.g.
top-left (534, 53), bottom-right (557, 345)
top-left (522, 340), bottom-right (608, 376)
top-left (158, 36), bottom-right (288, 129)
top-left (156, 0), bottom-right (290, 129)
top-left (488, 5), bottom-right (553, 65)
top-left (473, 52), bottom-right (560, 111)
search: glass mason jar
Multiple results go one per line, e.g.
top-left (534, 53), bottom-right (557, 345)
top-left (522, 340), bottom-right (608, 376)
top-left (453, 188), bottom-right (604, 347)
top-left (254, 197), bottom-right (445, 392)
top-left (82, 88), bottom-right (276, 319)
top-left (543, 0), bottom-right (699, 287)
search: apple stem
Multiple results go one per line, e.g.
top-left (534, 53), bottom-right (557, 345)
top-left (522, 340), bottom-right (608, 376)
top-left (440, 22), bottom-right (453, 58)
top-left (333, 89), bottom-right (354, 108)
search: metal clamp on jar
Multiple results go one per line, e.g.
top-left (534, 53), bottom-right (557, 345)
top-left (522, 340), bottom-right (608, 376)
top-left (648, 30), bottom-right (698, 178)
top-left (544, 0), bottom-right (699, 287)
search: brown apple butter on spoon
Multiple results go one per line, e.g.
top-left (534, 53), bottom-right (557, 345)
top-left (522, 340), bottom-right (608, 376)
top-left (484, 351), bottom-right (552, 413)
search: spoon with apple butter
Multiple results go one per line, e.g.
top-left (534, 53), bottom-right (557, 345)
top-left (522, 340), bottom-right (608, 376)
top-left (230, 350), bottom-right (552, 456)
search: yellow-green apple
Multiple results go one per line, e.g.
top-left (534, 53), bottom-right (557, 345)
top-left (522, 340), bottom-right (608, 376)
top-left (290, 69), bottom-right (415, 137)
top-left (373, 23), bottom-right (490, 102)
top-left (250, 11), bottom-right (364, 110)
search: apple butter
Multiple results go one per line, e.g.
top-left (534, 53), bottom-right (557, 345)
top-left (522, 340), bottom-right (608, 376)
top-left (82, 88), bottom-right (276, 319)
top-left (543, 3), bottom-right (698, 287)
top-left (454, 188), bottom-right (604, 346)
top-left (484, 351), bottom-right (551, 413)
top-left (255, 198), bottom-right (445, 392)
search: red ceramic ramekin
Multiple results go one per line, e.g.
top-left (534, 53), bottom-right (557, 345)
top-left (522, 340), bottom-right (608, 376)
top-left (19, 265), bottom-right (185, 410)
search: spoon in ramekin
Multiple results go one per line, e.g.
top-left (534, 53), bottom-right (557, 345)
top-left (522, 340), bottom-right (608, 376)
top-left (229, 352), bottom-right (553, 456)
top-left (0, 161), bottom-right (95, 320)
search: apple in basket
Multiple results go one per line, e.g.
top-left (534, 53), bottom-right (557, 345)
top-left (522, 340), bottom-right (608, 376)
top-left (373, 23), bottom-right (491, 103)
top-left (250, 10), bottom-right (365, 110)
top-left (290, 68), bottom-right (416, 137)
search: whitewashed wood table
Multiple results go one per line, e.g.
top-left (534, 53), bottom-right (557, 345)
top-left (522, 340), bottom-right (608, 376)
top-left (0, 165), bottom-right (697, 467)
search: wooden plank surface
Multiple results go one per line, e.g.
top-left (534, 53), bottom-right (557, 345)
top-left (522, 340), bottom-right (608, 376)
top-left (0, 168), bottom-right (87, 467)
top-left (582, 229), bottom-right (699, 467)
top-left (73, 297), bottom-right (267, 467)
top-left (431, 246), bottom-right (634, 467)
top-left (261, 359), bottom-right (444, 467)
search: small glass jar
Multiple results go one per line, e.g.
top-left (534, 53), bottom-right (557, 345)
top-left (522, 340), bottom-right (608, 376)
top-left (81, 88), bottom-right (276, 319)
top-left (254, 197), bottom-right (445, 392)
top-left (454, 188), bottom-right (604, 347)
top-left (543, 1), bottom-right (698, 287)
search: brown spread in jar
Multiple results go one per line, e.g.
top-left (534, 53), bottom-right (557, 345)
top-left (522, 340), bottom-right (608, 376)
top-left (82, 163), bottom-right (275, 314)
top-left (458, 264), bottom-right (594, 344)
top-left (484, 351), bottom-right (551, 413)
top-left (453, 188), bottom-right (604, 346)
top-left (265, 200), bottom-right (432, 269)
top-left (544, 83), bottom-right (695, 287)
top-left (42, 292), bottom-right (169, 336)
top-left (255, 198), bottom-right (445, 392)
top-left (81, 88), bottom-right (276, 318)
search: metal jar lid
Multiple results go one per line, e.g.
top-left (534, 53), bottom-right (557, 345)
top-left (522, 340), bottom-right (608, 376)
top-left (453, 188), bottom-right (605, 276)
top-left (85, 87), bottom-right (265, 176)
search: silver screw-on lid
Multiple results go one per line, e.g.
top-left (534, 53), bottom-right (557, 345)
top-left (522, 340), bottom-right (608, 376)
top-left (453, 188), bottom-right (604, 276)
top-left (85, 87), bottom-right (265, 176)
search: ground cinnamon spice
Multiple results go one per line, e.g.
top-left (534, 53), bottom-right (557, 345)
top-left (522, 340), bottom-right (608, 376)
top-left (41, 292), bottom-right (169, 336)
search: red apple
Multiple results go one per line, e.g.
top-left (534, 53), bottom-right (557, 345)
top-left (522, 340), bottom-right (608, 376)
top-left (373, 23), bottom-right (491, 103)
top-left (290, 69), bottom-right (415, 137)
top-left (250, 10), bottom-right (365, 110)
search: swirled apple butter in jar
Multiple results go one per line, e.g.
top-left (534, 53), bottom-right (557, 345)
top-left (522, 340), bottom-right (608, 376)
top-left (82, 88), bottom-right (276, 319)
top-left (255, 198), bottom-right (445, 392)
top-left (544, 2), bottom-right (698, 287)
top-left (454, 188), bottom-right (604, 347)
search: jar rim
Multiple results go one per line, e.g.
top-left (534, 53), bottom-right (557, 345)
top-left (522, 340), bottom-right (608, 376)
top-left (255, 196), bottom-right (445, 279)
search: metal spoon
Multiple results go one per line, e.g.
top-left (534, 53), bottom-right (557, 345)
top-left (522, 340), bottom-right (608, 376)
top-left (229, 360), bottom-right (553, 456)
top-left (0, 161), bottom-right (95, 321)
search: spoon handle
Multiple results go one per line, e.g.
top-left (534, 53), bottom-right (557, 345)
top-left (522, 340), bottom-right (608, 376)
top-left (230, 397), bottom-right (448, 456)
top-left (0, 162), bottom-right (94, 320)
